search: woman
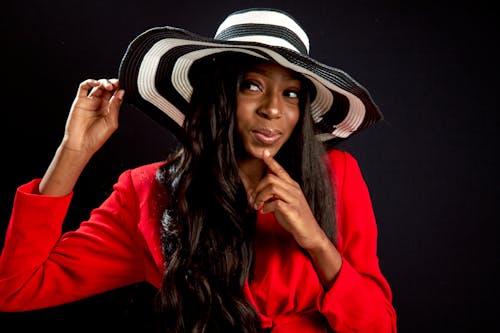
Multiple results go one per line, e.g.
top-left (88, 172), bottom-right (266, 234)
top-left (0, 8), bottom-right (397, 333)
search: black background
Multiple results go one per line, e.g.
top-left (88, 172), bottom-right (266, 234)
top-left (1, 1), bottom-right (498, 332)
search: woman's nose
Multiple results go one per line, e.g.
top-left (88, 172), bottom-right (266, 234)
top-left (257, 92), bottom-right (282, 119)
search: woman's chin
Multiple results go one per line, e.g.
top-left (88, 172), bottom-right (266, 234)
top-left (249, 146), bottom-right (278, 159)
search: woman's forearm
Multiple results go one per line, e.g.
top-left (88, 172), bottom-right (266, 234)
top-left (38, 144), bottom-right (93, 196)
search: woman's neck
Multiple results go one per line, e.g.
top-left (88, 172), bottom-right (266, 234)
top-left (238, 157), bottom-right (266, 191)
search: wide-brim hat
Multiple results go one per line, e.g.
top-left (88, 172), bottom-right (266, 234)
top-left (118, 8), bottom-right (383, 145)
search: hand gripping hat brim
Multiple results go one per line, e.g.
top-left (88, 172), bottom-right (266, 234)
top-left (118, 8), bottom-right (383, 145)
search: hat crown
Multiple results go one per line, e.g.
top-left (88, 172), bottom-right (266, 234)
top-left (214, 8), bottom-right (310, 55)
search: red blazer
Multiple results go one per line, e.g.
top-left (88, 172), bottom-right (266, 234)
top-left (0, 149), bottom-right (397, 332)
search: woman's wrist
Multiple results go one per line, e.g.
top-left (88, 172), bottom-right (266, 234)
top-left (38, 144), bottom-right (92, 196)
top-left (306, 234), bottom-right (342, 289)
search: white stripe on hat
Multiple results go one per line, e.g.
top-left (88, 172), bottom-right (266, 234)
top-left (138, 39), bottom-right (189, 126)
top-left (215, 9), bottom-right (310, 53)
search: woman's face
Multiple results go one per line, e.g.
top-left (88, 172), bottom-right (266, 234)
top-left (236, 62), bottom-right (302, 160)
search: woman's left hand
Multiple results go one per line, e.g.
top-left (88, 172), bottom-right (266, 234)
top-left (248, 150), bottom-right (326, 250)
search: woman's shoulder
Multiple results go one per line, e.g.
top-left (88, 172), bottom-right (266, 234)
top-left (118, 160), bottom-right (169, 192)
top-left (325, 148), bottom-right (359, 169)
top-left (129, 160), bottom-right (167, 176)
top-left (324, 148), bottom-right (364, 188)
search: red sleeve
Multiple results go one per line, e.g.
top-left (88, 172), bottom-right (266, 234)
top-left (0, 170), bottom-right (147, 311)
top-left (317, 150), bottom-right (397, 332)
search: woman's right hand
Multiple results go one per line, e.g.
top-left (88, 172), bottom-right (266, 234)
top-left (38, 79), bottom-right (124, 196)
top-left (62, 78), bottom-right (124, 157)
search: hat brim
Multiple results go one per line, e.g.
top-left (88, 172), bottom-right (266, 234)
top-left (118, 26), bottom-right (382, 145)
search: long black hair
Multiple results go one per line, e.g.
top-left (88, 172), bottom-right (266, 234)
top-left (154, 54), bottom-right (336, 332)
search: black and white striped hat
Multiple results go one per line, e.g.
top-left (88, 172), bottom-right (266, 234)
top-left (118, 8), bottom-right (382, 144)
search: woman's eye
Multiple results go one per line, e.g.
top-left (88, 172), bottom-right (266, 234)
top-left (241, 81), bottom-right (261, 92)
top-left (285, 90), bottom-right (300, 99)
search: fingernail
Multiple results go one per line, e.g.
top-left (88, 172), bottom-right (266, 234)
top-left (116, 90), bottom-right (125, 100)
top-left (264, 149), bottom-right (270, 157)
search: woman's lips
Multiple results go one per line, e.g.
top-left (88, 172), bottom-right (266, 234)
top-left (251, 129), bottom-right (282, 145)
